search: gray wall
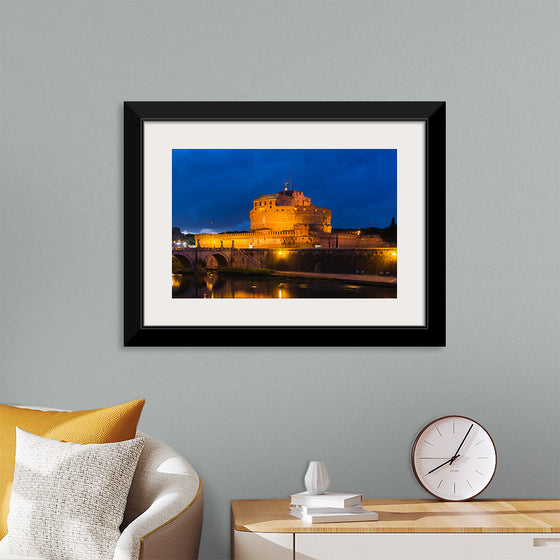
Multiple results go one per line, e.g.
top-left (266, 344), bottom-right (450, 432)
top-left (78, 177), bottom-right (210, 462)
top-left (1, 1), bottom-right (558, 559)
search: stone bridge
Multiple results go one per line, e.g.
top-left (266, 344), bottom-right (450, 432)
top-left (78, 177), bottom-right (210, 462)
top-left (173, 247), bottom-right (397, 276)
top-left (173, 247), bottom-right (269, 271)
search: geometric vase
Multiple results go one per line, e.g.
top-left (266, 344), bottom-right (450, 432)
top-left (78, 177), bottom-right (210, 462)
top-left (304, 460), bottom-right (330, 495)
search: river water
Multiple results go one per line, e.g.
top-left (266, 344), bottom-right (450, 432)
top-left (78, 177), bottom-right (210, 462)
top-left (172, 273), bottom-right (396, 299)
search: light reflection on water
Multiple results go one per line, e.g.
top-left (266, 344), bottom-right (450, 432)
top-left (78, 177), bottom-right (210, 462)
top-left (172, 273), bottom-right (396, 299)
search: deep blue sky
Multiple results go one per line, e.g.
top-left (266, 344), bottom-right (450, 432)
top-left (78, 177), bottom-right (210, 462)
top-left (172, 149), bottom-right (396, 233)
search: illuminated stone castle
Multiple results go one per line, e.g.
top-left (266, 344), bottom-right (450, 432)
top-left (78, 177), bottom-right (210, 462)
top-left (194, 187), bottom-right (387, 249)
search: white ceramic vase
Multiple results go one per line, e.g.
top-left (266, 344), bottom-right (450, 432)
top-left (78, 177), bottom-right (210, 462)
top-left (304, 460), bottom-right (330, 495)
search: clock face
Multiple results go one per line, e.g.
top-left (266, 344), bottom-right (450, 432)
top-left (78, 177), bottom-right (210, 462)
top-left (412, 416), bottom-right (497, 501)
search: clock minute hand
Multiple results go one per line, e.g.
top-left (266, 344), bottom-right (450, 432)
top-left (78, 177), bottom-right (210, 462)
top-left (450, 423), bottom-right (473, 464)
top-left (426, 455), bottom-right (460, 475)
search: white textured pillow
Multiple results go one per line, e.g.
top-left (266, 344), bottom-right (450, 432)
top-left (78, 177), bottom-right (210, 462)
top-left (3, 428), bottom-right (144, 560)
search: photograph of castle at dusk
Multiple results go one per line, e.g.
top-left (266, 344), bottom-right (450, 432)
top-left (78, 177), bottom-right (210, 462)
top-left (172, 149), bottom-right (397, 299)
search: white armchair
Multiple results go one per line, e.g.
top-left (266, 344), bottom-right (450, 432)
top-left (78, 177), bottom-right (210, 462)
top-left (0, 431), bottom-right (203, 560)
top-left (117, 432), bottom-right (203, 560)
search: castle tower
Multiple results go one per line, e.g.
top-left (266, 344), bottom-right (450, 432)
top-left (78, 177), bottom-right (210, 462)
top-left (194, 185), bottom-right (387, 249)
top-left (249, 189), bottom-right (331, 234)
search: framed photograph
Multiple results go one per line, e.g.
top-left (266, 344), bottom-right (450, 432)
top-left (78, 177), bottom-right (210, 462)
top-left (124, 102), bottom-right (445, 346)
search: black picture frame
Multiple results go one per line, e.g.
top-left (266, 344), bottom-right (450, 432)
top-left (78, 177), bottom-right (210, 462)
top-left (124, 101), bottom-right (445, 347)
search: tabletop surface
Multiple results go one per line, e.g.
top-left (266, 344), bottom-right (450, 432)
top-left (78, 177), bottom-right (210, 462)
top-left (231, 499), bottom-right (560, 533)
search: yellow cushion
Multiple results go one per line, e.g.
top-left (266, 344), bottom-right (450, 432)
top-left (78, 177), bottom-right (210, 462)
top-left (0, 398), bottom-right (145, 538)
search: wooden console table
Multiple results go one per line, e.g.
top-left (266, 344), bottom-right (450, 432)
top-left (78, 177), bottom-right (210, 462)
top-left (231, 499), bottom-right (560, 559)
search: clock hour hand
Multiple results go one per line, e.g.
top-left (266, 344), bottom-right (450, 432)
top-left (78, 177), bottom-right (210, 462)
top-left (426, 455), bottom-right (460, 475)
top-left (449, 424), bottom-right (473, 464)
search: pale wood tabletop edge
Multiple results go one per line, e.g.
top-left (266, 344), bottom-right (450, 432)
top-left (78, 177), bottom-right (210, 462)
top-left (231, 499), bottom-right (560, 534)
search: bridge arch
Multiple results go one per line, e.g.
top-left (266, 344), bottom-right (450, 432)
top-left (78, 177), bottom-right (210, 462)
top-left (205, 252), bottom-right (229, 269)
top-left (172, 254), bottom-right (193, 272)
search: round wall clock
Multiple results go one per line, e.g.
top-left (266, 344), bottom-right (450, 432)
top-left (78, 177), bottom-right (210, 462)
top-left (411, 415), bottom-right (497, 501)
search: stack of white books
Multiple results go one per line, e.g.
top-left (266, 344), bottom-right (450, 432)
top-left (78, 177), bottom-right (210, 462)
top-left (289, 491), bottom-right (378, 523)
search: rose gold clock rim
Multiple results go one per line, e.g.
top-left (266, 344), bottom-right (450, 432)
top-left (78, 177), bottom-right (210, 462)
top-left (411, 415), bottom-right (498, 502)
